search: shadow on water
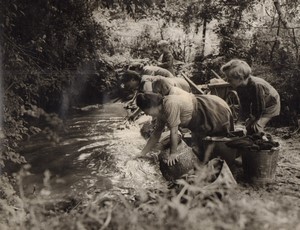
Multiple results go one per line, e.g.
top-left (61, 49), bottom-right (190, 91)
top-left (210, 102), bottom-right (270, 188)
top-left (5, 102), bottom-right (167, 203)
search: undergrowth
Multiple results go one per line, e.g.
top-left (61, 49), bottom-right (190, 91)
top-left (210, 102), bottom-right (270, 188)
top-left (1, 163), bottom-right (299, 230)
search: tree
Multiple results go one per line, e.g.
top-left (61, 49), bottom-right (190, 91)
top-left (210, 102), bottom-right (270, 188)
top-left (0, 0), bottom-right (114, 165)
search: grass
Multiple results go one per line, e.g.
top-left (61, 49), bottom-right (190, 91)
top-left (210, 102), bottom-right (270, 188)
top-left (1, 158), bottom-right (299, 230)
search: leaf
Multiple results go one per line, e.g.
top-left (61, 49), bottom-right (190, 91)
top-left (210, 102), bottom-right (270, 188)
top-left (13, 3), bottom-right (17, 10)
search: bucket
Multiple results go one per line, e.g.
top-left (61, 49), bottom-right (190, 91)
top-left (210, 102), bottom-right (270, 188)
top-left (241, 147), bottom-right (279, 185)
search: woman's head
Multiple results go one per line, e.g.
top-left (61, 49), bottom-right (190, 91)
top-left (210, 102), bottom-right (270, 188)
top-left (221, 59), bottom-right (251, 88)
top-left (128, 62), bottom-right (144, 72)
top-left (157, 40), bottom-right (170, 52)
top-left (152, 79), bottom-right (172, 96)
top-left (136, 92), bottom-right (163, 117)
top-left (121, 70), bottom-right (141, 91)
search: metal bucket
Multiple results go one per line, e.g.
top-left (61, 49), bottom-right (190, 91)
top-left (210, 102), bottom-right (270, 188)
top-left (241, 147), bottom-right (279, 185)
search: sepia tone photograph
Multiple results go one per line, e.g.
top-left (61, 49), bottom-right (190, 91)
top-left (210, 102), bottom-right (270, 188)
top-left (1, 0), bottom-right (300, 229)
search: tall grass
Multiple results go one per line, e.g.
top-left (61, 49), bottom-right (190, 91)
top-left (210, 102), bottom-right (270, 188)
top-left (1, 162), bottom-right (299, 230)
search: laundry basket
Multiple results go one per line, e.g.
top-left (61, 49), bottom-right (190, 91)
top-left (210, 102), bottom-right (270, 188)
top-left (158, 136), bottom-right (199, 181)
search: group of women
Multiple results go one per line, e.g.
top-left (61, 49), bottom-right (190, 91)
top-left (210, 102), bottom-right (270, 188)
top-left (121, 41), bottom-right (281, 167)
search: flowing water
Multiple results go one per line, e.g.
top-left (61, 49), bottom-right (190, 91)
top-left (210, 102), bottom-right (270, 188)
top-left (14, 103), bottom-right (167, 201)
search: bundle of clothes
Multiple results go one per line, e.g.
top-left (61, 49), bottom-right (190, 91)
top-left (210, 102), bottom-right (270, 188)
top-left (226, 132), bottom-right (280, 151)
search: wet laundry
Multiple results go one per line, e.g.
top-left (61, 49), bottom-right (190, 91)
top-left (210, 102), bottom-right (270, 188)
top-left (226, 132), bottom-right (279, 151)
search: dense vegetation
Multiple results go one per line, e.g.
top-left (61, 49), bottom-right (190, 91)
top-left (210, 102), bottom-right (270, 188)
top-left (1, 0), bottom-right (117, 165)
top-left (1, 0), bottom-right (300, 229)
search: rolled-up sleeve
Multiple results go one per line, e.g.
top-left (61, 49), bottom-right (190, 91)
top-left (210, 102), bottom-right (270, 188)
top-left (163, 100), bottom-right (181, 128)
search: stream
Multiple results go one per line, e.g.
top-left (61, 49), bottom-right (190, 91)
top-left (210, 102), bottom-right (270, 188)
top-left (13, 103), bottom-right (167, 201)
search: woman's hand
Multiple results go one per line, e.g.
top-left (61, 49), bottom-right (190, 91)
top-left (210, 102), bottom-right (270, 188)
top-left (245, 115), bottom-right (257, 134)
top-left (166, 153), bottom-right (179, 166)
top-left (153, 60), bottom-right (160, 65)
top-left (132, 153), bottom-right (147, 160)
top-left (245, 114), bottom-right (255, 124)
top-left (126, 113), bottom-right (136, 122)
top-left (245, 115), bottom-right (256, 128)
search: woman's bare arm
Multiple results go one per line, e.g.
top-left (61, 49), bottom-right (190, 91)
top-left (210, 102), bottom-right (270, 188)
top-left (167, 126), bottom-right (179, 166)
top-left (139, 120), bottom-right (165, 157)
top-left (169, 126), bottom-right (179, 154)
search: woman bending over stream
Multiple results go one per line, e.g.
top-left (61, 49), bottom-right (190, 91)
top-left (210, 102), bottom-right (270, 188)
top-left (135, 91), bottom-right (234, 166)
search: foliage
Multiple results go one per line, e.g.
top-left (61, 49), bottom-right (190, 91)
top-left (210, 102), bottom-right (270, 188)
top-left (1, 162), bottom-right (299, 230)
top-left (1, 0), bottom-right (116, 165)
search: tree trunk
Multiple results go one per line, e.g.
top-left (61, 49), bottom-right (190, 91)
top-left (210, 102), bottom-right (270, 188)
top-left (273, 0), bottom-right (288, 29)
top-left (291, 28), bottom-right (299, 61)
top-left (270, 18), bottom-right (281, 62)
top-left (273, 0), bottom-right (299, 61)
top-left (201, 17), bottom-right (207, 56)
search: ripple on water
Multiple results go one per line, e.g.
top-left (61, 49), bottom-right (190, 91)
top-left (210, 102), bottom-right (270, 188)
top-left (108, 123), bottom-right (167, 190)
top-left (77, 141), bottom-right (111, 153)
top-left (15, 107), bottom-right (167, 200)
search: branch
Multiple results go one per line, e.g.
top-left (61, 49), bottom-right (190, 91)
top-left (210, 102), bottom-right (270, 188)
top-left (234, 18), bottom-right (300, 30)
top-left (273, 0), bottom-right (289, 29)
top-left (291, 28), bottom-right (299, 60)
top-left (270, 18), bottom-right (281, 61)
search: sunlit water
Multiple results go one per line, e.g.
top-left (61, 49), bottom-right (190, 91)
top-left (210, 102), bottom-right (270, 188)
top-left (14, 103), bottom-right (167, 200)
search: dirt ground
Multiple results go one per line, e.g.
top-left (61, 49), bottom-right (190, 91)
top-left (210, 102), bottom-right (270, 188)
top-left (230, 127), bottom-right (300, 229)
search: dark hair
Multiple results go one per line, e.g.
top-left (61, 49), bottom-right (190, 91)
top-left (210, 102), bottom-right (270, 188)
top-left (121, 70), bottom-right (141, 83)
top-left (128, 63), bottom-right (144, 71)
top-left (136, 92), bottom-right (163, 111)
